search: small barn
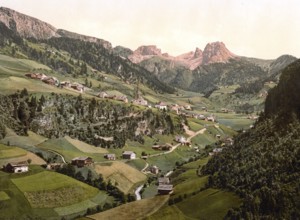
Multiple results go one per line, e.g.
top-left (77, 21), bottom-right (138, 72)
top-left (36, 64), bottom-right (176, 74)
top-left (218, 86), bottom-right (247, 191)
top-left (157, 184), bottom-right (173, 195)
top-left (122, 151), bottom-right (136, 160)
top-left (71, 156), bottom-right (93, 167)
top-left (149, 165), bottom-right (159, 174)
top-left (104, 154), bottom-right (116, 160)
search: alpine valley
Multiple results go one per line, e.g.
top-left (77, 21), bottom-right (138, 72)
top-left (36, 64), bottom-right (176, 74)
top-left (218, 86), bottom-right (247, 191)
top-left (0, 7), bottom-right (299, 220)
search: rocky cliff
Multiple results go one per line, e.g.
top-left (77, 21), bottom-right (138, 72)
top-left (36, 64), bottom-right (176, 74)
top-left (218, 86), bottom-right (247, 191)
top-left (0, 7), bottom-right (112, 49)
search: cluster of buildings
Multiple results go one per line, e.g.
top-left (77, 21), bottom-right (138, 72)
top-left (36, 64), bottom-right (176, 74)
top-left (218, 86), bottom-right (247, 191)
top-left (174, 135), bottom-right (191, 146)
top-left (208, 137), bottom-right (234, 156)
top-left (152, 144), bottom-right (172, 151)
top-left (25, 73), bottom-right (87, 93)
top-left (98, 92), bottom-right (128, 103)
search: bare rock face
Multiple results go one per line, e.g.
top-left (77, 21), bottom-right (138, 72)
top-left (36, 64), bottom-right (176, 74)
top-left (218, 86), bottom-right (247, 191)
top-left (0, 7), bottom-right (112, 49)
top-left (202, 41), bottom-right (236, 65)
top-left (129, 42), bottom-right (237, 70)
top-left (174, 48), bottom-right (203, 70)
top-left (128, 45), bottom-right (165, 63)
top-left (0, 7), bottom-right (59, 39)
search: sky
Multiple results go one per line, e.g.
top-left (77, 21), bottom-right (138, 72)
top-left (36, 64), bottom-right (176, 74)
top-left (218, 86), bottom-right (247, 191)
top-left (1, 0), bottom-right (300, 59)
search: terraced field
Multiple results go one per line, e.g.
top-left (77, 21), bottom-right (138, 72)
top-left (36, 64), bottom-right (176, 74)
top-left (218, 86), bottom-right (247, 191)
top-left (93, 161), bottom-right (147, 194)
top-left (88, 195), bottom-right (169, 220)
top-left (37, 137), bottom-right (107, 162)
top-left (0, 143), bottom-right (45, 166)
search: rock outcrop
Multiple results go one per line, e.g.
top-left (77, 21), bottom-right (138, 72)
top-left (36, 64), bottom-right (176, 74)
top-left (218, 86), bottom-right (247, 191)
top-left (0, 7), bottom-right (112, 49)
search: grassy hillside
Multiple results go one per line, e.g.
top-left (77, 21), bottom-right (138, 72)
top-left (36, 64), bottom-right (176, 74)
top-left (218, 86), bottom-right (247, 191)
top-left (88, 195), bottom-right (169, 220)
top-left (93, 161), bottom-right (147, 194)
top-left (0, 167), bottom-right (107, 219)
top-left (146, 156), bottom-right (241, 220)
top-left (145, 190), bottom-right (240, 220)
top-left (37, 137), bottom-right (106, 162)
top-left (0, 143), bottom-right (27, 159)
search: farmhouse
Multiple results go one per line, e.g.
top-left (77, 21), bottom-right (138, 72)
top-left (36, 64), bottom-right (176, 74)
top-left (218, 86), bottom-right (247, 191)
top-left (184, 105), bottom-right (192, 110)
top-left (46, 163), bottom-right (63, 170)
top-left (116, 95), bottom-right (128, 103)
top-left (158, 177), bottom-right (170, 185)
top-left (206, 115), bottom-right (216, 122)
top-left (98, 91), bottom-right (108, 98)
top-left (71, 83), bottom-right (85, 93)
top-left (198, 114), bottom-right (206, 120)
top-left (157, 184), bottom-right (173, 195)
top-left (104, 154), bottom-right (116, 160)
top-left (155, 101), bottom-right (168, 110)
top-left (42, 77), bottom-right (58, 86)
top-left (122, 151), bottom-right (136, 160)
top-left (175, 135), bottom-right (187, 144)
top-left (152, 144), bottom-right (172, 151)
top-left (132, 97), bottom-right (148, 106)
top-left (224, 137), bottom-right (234, 146)
top-left (71, 156), bottom-right (93, 167)
top-left (149, 165), bottom-right (159, 174)
top-left (4, 161), bottom-right (28, 173)
top-left (25, 72), bottom-right (48, 80)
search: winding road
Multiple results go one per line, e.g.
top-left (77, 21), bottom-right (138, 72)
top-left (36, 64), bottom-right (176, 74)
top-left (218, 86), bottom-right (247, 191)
top-left (147, 127), bottom-right (207, 158)
top-left (47, 150), bottom-right (67, 163)
top-left (135, 184), bottom-right (144, 200)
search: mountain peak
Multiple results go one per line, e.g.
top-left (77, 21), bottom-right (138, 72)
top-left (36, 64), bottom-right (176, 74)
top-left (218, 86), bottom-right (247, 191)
top-left (202, 41), bottom-right (236, 65)
top-left (134, 45), bottom-right (162, 56)
top-left (128, 45), bottom-right (165, 63)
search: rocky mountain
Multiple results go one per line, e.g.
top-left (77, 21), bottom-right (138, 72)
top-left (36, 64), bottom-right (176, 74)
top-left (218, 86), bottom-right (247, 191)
top-left (127, 41), bottom-right (237, 70)
top-left (0, 7), bottom-right (111, 49)
top-left (202, 41), bottom-right (236, 65)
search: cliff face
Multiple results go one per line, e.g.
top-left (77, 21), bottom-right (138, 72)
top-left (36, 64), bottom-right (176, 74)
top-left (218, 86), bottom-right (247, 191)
top-left (0, 7), bottom-right (112, 49)
top-left (0, 7), bottom-right (59, 39)
top-left (202, 41), bottom-right (236, 65)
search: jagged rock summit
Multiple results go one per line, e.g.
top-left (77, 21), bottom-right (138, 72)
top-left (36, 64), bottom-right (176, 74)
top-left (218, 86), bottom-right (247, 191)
top-left (128, 42), bottom-right (237, 70)
top-left (202, 41), bottom-right (236, 65)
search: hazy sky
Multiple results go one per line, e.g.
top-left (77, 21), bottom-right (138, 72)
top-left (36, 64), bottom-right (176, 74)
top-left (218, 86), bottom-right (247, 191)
top-left (1, 0), bottom-right (300, 59)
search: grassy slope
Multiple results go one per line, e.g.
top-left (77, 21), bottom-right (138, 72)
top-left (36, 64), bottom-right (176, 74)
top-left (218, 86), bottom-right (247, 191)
top-left (64, 136), bottom-right (108, 154)
top-left (176, 189), bottom-right (241, 220)
top-left (0, 128), bottom-right (47, 147)
top-left (37, 137), bottom-right (106, 162)
top-left (0, 168), bottom-right (58, 219)
top-left (0, 141), bottom-right (46, 166)
top-left (88, 195), bottom-right (169, 220)
top-left (145, 155), bottom-right (241, 220)
top-left (93, 161), bottom-right (147, 194)
top-left (0, 143), bottom-right (27, 159)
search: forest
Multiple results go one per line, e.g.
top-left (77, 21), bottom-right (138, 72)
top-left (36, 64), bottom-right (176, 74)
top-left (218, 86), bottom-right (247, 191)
top-left (0, 89), bottom-right (184, 148)
top-left (201, 59), bottom-right (300, 219)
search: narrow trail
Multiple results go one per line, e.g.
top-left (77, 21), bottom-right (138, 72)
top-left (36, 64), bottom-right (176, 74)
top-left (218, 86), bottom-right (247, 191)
top-left (135, 185), bottom-right (144, 201)
top-left (47, 150), bottom-right (67, 163)
top-left (147, 127), bottom-right (207, 158)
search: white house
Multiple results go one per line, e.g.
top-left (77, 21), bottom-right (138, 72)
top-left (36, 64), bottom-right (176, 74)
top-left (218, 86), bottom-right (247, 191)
top-left (155, 102), bottom-right (168, 110)
top-left (98, 91), bottom-right (109, 98)
top-left (122, 151), bottom-right (136, 159)
top-left (206, 115), bottom-right (216, 122)
top-left (175, 135), bottom-right (187, 144)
